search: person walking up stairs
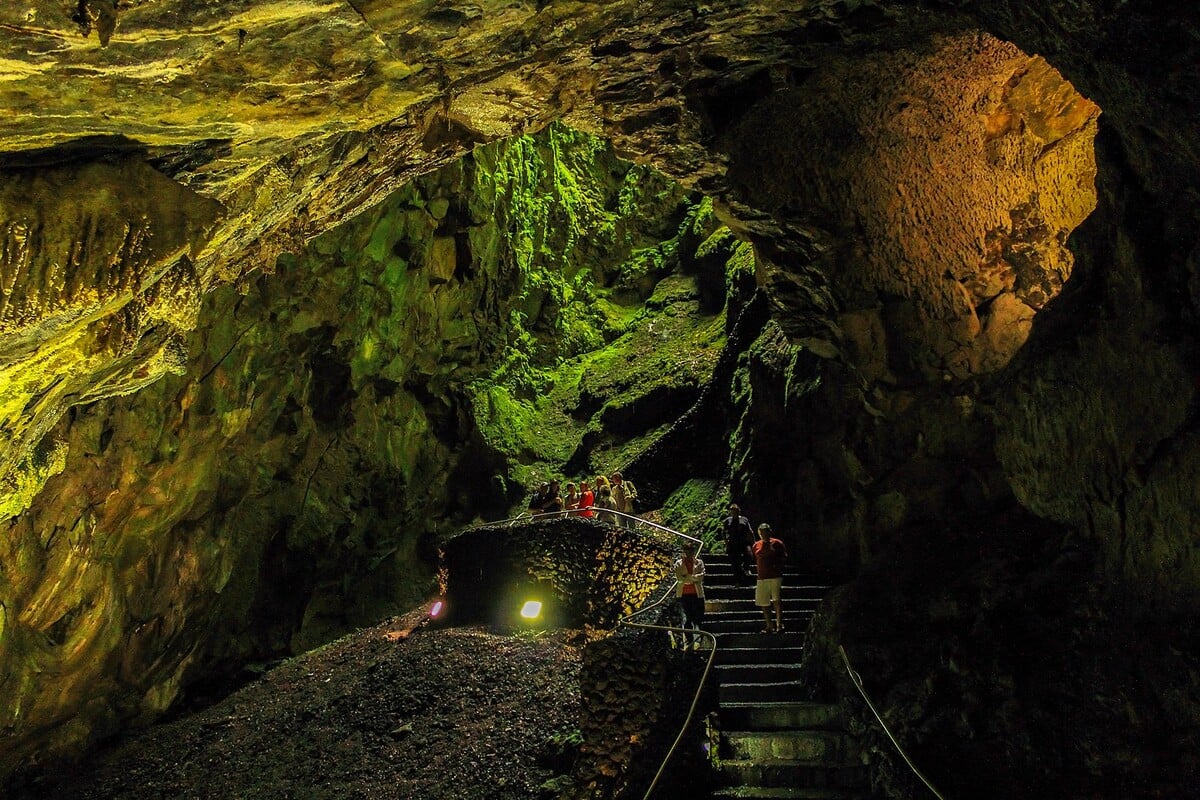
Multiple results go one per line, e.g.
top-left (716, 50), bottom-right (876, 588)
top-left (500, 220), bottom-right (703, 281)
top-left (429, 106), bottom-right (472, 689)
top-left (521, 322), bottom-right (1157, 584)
top-left (701, 553), bottom-right (872, 799)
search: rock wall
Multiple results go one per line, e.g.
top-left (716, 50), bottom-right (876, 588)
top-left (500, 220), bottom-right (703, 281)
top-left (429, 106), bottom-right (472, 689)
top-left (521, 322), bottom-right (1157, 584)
top-left (569, 601), bottom-right (715, 800)
top-left (441, 518), bottom-right (714, 800)
top-left (709, 11), bottom-right (1200, 796)
top-left (440, 518), bottom-right (675, 630)
top-left (1, 0), bottom-right (1199, 795)
top-left (0, 126), bottom-right (730, 776)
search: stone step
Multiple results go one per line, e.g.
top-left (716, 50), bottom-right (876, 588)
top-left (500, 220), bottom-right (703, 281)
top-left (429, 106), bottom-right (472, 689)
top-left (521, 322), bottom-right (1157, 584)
top-left (716, 663), bottom-right (803, 684)
top-left (715, 646), bottom-right (806, 666)
top-left (720, 759), bottom-right (869, 790)
top-left (718, 702), bottom-right (846, 732)
top-left (711, 788), bottom-right (870, 799)
top-left (720, 680), bottom-right (807, 704)
top-left (706, 618), bottom-right (813, 635)
top-left (700, 614), bottom-right (816, 633)
top-left (706, 598), bottom-right (820, 613)
top-left (705, 585), bottom-right (830, 600)
top-left (702, 562), bottom-right (822, 575)
top-left (722, 730), bottom-right (860, 764)
top-left (714, 631), bottom-right (806, 649)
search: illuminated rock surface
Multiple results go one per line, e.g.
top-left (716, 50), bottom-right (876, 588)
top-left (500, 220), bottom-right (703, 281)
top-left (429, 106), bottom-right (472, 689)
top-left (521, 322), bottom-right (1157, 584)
top-left (0, 1), bottom-right (1198, 797)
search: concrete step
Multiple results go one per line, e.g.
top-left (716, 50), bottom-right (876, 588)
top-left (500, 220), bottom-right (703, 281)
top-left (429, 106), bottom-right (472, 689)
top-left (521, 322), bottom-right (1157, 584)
top-left (720, 759), bottom-right (869, 790)
top-left (703, 562), bottom-right (826, 576)
top-left (706, 618), bottom-right (814, 635)
top-left (701, 559), bottom-right (819, 571)
top-left (716, 663), bottom-right (803, 684)
top-left (722, 730), bottom-right (860, 764)
top-left (718, 702), bottom-right (846, 732)
top-left (714, 631), bottom-right (806, 649)
top-left (705, 609), bottom-right (816, 625)
top-left (720, 680), bottom-right (807, 704)
top-left (715, 646), bottom-right (806, 666)
top-left (712, 788), bottom-right (870, 799)
top-left (705, 585), bottom-right (830, 600)
top-left (702, 555), bottom-right (825, 569)
top-left (702, 565), bottom-right (823, 578)
top-left (703, 564), bottom-right (823, 577)
top-left (707, 597), bottom-right (821, 611)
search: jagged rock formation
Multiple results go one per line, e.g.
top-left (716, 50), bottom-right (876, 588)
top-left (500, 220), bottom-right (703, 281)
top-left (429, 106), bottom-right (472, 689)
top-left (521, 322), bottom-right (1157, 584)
top-left (0, 122), bottom-right (732, 774)
top-left (1, 0), bottom-right (1198, 796)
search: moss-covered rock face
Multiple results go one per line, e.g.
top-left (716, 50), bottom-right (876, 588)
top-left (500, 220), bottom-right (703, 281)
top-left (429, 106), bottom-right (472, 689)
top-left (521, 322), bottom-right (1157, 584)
top-left (0, 124), bottom-right (740, 774)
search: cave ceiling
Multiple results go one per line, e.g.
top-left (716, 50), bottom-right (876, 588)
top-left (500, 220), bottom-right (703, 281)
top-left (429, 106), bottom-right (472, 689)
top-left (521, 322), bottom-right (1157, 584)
top-left (1, 0), bottom-right (1197, 505)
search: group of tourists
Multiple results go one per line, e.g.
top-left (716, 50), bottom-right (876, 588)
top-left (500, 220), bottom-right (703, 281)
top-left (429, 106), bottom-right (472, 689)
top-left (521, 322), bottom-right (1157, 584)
top-left (525, 479), bottom-right (789, 648)
top-left (527, 472), bottom-right (638, 530)
top-left (672, 503), bottom-right (790, 650)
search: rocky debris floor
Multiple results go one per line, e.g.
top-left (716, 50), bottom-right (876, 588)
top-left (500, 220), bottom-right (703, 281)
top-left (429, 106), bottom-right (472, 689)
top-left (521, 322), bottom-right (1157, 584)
top-left (12, 613), bottom-right (584, 800)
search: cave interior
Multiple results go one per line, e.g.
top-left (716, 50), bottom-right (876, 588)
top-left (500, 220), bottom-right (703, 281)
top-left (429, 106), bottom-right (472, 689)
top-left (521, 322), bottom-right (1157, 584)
top-left (1, 1), bottom-right (1199, 798)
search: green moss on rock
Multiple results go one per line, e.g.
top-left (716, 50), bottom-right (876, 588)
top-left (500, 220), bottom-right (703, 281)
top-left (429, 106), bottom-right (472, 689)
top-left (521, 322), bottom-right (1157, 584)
top-left (659, 479), bottom-right (729, 552)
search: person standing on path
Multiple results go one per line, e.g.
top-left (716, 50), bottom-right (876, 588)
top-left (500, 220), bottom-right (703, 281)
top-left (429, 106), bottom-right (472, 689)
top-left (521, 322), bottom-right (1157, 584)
top-left (674, 540), bottom-right (706, 651)
top-left (722, 503), bottom-right (756, 585)
top-left (610, 471), bottom-right (637, 529)
top-left (578, 480), bottom-right (595, 518)
top-left (595, 484), bottom-right (618, 525)
top-left (752, 523), bottom-right (788, 633)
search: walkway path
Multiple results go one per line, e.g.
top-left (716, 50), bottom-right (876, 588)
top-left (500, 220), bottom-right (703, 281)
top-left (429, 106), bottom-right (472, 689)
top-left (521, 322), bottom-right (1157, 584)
top-left (702, 554), bottom-right (871, 799)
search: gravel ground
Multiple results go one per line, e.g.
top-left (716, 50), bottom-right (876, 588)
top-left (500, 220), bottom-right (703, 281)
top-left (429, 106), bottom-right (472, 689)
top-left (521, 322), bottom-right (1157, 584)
top-left (14, 613), bottom-right (584, 800)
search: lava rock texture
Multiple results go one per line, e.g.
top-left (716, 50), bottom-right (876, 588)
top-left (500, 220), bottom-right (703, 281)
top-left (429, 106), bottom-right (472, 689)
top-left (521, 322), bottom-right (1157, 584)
top-left (1, 1), bottom-right (1199, 797)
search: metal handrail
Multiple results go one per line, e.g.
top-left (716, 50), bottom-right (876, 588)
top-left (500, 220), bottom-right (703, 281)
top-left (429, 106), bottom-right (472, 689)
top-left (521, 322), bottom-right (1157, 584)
top-left (610, 517), bottom-right (713, 800)
top-left (506, 507), bottom-right (703, 547)
top-left (838, 645), bottom-right (948, 800)
top-left (619, 584), bottom-right (718, 800)
top-left (485, 507), bottom-right (713, 799)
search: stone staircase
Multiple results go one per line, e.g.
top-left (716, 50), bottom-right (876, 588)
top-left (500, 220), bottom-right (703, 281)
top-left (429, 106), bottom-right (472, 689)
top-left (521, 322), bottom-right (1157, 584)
top-left (702, 553), bottom-right (870, 800)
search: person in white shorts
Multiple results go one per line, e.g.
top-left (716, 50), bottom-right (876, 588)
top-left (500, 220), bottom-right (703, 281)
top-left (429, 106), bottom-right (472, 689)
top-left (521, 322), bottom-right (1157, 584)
top-left (752, 523), bottom-right (788, 633)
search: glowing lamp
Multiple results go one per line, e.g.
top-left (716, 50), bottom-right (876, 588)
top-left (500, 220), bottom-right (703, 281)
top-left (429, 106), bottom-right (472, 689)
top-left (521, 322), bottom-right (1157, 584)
top-left (429, 600), bottom-right (444, 618)
top-left (520, 600), bottom-right (543, 619)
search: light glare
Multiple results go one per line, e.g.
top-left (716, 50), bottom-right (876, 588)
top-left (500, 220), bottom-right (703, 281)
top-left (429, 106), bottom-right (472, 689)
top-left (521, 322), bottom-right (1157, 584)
top-left (520, 600), bottom-right (542, 619)
top-left (430, 600), bottom-right (444, 618)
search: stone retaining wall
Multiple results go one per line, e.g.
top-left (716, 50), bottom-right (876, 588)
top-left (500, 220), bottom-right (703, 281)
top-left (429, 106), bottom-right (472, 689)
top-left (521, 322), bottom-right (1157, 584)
top-left (441, 519), bottom-right (715, 798)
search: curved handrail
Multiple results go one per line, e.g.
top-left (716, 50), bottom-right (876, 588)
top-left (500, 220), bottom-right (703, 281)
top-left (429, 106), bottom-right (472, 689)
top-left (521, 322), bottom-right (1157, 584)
top-left (609, 517), bottom-right (713, 800)
top-left (619, 585), bottom-right (718, 800)
top-left (463, 507), bottom-right (714, 799)
top-left (499, 507), bottom-right (704, 546)
top-left (838, 645), bottom-right (948, 800)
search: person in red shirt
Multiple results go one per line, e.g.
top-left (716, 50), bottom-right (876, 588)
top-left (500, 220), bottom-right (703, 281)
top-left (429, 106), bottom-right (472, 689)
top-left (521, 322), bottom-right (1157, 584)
top-left (578, 480), bottom-right (595, 518)
top-left (752, 523), bottom-right (788, 633)
top-left (674, 540), bottom-right (706, 651)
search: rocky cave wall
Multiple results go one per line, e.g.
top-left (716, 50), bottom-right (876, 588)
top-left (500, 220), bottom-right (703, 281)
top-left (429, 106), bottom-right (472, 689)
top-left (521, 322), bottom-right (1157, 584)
top-left (0, 121), bottom-right (741, 775)
top-left (441, 519), bottom-right (675, 630)
top-left (0, 0), bottom-right (1199, 795)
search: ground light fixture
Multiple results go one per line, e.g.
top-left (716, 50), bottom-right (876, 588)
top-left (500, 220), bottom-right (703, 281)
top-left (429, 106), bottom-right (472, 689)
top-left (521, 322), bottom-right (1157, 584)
top-left (429, 600), bottom-right (445, 619)
top-left (520, 600), bottom-right (543, 620)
